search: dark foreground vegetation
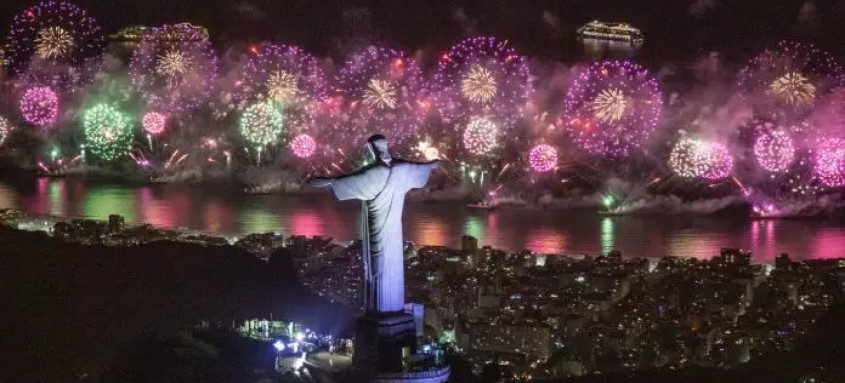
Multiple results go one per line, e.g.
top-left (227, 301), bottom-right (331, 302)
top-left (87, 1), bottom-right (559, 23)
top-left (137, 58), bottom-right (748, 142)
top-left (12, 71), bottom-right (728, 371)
top-left (0, 225), bottom-right (352, 382)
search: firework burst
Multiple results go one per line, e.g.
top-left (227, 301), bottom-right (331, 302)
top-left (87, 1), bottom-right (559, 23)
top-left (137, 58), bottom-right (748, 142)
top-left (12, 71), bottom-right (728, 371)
top-left (528, 144), bottom-right (558, 172)
top-left (362, 79), bottom-right (398, 109)
top-left (0, 116), bottom-right (14, 145)
top-left (416, 140), bottom-right (441, 161)
top-left (563, 60), bottom-right (662, 157)
top-left (670, 138), bottom-right (710, 178)
top-left (333, 46), bottom-right (424, 148)
top-left (83, 104), bottom-right (133, 162)
top-left (266, 70), bottom-right (299, 105)
top-left (590, 88), bottom-right (629, 122)
top-left (754, 128), bottom-right (795, 172)
top-left (236, 44), bottom-right (326, 117)
top-left (20, 86), bottom-right (59, 127)
top-left (739, 41), bottom-right (844, 112)
top-left (130, 24), bottom-right (218, 114)
top-left (767, 72), bottom-right (816, 107)
top-left (461, 65), bottom-right (498, 104)
top-left (234, 44), bottom-right (326, 154)
top-left (703, 142), bottom-right (734, 179)
top-left (155, 50), bottom-right (191, 85)
top-left (6, 1), bottom-right (104, 90)
top-left (434, 36), bottom-right (532, 129)
top-left (669, 136), bottom-right (733, 179)
top-left (240, 101), bottom-right (284, 150)
top-left (289, 134), bottom-right (316, 159)
top-left (142, 111), bottom-right (167, 135)
top-left (814, 137), bottom-right (845, 187)
top-left (463, 117), bottom-right (499, 155)
top-left (34, 26), bottom-right (73, 60)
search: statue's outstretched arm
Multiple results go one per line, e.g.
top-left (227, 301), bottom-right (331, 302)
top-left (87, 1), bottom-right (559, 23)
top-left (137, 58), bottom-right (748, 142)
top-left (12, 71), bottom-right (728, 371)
top-left (308, 164), bottom-right (375, 187)
top-left (308, 165), bottom-right (384, 201)
top-left (425, 159), bottom-right (442, 169)
top-left (308, 177), bottom-right (332, 188)
top-left (400, 159), bottom-right (441, 190)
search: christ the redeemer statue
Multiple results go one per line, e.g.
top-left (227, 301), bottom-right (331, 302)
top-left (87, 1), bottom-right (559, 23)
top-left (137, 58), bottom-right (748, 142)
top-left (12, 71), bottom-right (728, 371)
top-left (310, 134), bottom-right (440, 314)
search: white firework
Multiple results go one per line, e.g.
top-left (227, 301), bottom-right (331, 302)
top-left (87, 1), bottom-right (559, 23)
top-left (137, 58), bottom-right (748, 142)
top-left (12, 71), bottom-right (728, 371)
top-left (156, 49), bottom-right (191, 85)
top-left (34, 26), bottom-right (74, 60)
top-left (461, 65), bottom-right (497, 104)
top-left (590, 88), bottom-right (629, 122)
top-left (768, 72), bottom-right (816, 107)
top-left (363, 79), bottom-right (397, 109)
top-left (267, 70), bottom-right (299, 105)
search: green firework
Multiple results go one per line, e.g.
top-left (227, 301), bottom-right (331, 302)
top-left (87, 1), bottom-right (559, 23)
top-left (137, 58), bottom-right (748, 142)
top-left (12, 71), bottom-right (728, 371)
top-left (239, 101), bottom-right (284, 149)
top-left (83, 103), bottom-right (133, 162)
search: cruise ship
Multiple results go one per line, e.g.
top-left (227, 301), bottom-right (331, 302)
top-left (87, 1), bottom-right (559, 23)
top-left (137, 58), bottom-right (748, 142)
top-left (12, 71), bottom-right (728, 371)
top-left (109, 22), bottom-right (210, 44)
top-left (576, 20), bottom-right (644, 45)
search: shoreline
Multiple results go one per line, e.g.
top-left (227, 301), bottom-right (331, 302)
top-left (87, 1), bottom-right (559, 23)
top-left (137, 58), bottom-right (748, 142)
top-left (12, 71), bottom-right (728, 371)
top-left (0, 170), bottom-right (770, 215)
top-left (5, 168), bottom-right (845, 219)
top-left (0, 208), bottom-right (788, 266)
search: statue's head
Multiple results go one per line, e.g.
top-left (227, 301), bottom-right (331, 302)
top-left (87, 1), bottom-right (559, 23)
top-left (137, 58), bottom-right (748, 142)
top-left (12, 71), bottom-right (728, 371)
top-left (367, 134), bottom-right (392, 164)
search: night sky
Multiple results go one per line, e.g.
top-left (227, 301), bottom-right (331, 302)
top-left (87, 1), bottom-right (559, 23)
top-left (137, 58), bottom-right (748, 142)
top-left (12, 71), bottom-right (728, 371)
top-left (2, 0), bottom-right (844, 65)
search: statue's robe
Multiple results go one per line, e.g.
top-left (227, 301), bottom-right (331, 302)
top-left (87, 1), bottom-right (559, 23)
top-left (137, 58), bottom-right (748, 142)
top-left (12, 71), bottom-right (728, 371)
top-left (327, 160), bottom-right (435, 314)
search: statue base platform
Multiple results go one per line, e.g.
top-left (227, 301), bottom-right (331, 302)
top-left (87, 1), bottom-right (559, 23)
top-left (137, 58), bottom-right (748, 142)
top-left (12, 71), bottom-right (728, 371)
top-left (353, 312), bottom-right (416, 372)
top-left (352, 312), bottom-right (449, 382)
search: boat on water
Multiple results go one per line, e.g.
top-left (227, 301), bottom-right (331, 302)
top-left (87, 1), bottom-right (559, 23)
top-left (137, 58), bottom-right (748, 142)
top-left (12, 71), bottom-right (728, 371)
top-left (576, 20), bottom-right (644, 45)
top-left (466, 199), bottom-right (498, 210)
top-left (750, 203), bottom-right (826, 219)
top-left (467, 190), bottom-right (501, 210)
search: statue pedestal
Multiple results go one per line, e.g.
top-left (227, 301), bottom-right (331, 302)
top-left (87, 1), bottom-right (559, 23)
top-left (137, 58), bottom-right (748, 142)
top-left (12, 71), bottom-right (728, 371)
top-left (352, 312), bottom-right (450, 383)
top-left (353, 312), bottom-right (417, 373)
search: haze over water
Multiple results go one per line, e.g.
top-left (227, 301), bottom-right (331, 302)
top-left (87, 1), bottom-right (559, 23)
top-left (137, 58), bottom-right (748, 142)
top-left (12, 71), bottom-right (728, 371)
top-left (3, 175), bottom-right (845, 261)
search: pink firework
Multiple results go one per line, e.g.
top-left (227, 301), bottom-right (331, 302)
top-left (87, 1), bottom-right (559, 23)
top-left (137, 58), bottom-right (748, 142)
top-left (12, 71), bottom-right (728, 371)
top-left (142, 111), bottom-right (167, 135)
top-left (814, 137), bottom-right (845, 187)
top-left (20, 86), bottom-right (59, 126)
top-left (754, 129), bottom-right (795, 172)
top-left (289, 134), bottom-right (316, 158)
top-left (562, 60), bottom-right (662, 157)
top-left (528, 144), bottom-right (558, 172)
top-left (332, 46), bottom-right (424, 148)
top-left (701, 142), bottom-right (733, 180)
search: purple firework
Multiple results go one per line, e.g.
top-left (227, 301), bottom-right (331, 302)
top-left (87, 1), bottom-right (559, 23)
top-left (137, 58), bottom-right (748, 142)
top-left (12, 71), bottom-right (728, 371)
top-left (753, 127), bottom-right (795, 173)
top-left (129, 24), bottom-right (218, 115)
top-left (528, 144), bottom-right (558, 172)
top-left (332, 46), bottom-right (425, 149)
top-left (433, 36), bottom-right (532, 129)
top-left (20, 86), bottom-right (59, 127)
top-left (701, 141), bottom-right (733, 180)
top-left (6, 1), bottom-right (104, 91)
top-left (814, 137), bottom-right (845, 187)
top-left (235, 44), bottom-right (327, 136)
top-left (563, 60), bottom-right (662, 157)
top-left (739, 41), bottom-right (845, 112)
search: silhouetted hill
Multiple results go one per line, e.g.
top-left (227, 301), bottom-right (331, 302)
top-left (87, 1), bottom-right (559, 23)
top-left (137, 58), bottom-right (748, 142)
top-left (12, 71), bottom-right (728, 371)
top-left (0, 225), bottom-right (352, 382)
